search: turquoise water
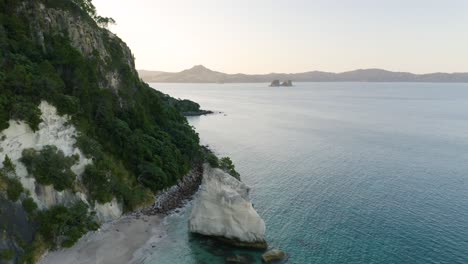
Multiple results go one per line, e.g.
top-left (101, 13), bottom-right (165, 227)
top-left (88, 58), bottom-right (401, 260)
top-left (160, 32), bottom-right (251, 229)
top-left (145, 83), bottom-right (468, 264)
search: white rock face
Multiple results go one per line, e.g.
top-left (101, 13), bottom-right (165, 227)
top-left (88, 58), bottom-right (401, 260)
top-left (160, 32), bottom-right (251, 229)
top-left (189, 164), bottom-right (266, 243)
top-left (0, 101), bottom-right (122, 222)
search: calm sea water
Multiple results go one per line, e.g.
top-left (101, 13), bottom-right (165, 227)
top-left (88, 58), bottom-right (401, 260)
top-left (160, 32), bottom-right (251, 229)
top-left (143, 82), bottom-right (468, 264)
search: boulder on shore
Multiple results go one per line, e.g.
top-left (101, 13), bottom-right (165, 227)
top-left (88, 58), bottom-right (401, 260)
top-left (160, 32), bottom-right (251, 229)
top-left (261, 249), bottom-right (287, 263)
top-left (189, 164), bottom-right (266, 249)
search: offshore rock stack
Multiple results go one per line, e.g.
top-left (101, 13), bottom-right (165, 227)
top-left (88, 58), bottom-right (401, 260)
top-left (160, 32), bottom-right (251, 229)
top-left (141, 164), bottom-right (204, 216)
top-left (189, 164), bottom-right (267, 249)
top-left (270, 80), bottom-right (293, 87)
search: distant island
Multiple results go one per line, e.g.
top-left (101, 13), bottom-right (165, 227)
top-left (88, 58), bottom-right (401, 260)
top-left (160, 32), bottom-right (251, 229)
top-left (138, 65), bottom-right (468, 83)
top-left (270, 80), bottom-right (293, 87)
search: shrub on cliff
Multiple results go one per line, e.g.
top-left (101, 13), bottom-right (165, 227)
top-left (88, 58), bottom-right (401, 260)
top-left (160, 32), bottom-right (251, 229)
top-left (36, 201), bottom-right (98, 248)
top-left (203, 150), bottom-right (240, 179)
top-left (20, 146), bottom-right (78, 191)
top-left (206, 152), bottom-right (219, 167)
top-left (83, 155), bottom-right (153, 210)
top-left (5, 176), bottom-right (23, 202)
top-left (219, 157), bottom-right (240, 180)
top-left (0, 249), bottom-right (14, 261)
top-left (0, 156), bottom-right (24, 201)
top-left (22, 197), bottom-right (38, 215)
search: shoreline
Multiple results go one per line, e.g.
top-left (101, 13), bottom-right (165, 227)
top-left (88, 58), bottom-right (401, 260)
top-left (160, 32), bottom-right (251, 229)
top-left (183, 110), bottom-right (217, 116)
top-left (39, 164), bottom-right (204, 264)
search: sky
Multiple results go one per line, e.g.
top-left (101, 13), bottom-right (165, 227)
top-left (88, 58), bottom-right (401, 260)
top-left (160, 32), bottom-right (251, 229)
top-left (93, 0), bottom-right (468, 74)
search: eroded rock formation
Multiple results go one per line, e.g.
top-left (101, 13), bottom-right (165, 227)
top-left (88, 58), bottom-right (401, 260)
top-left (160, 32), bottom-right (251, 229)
top-left (189, 164), bottom-right (266, 248)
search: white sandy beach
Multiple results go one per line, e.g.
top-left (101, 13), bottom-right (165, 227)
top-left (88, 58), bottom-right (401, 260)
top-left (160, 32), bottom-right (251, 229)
top-left (40, 214), bottom-right (166, 264)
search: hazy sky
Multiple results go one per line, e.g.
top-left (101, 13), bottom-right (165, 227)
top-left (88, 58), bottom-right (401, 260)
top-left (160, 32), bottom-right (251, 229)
top-left (93, 0), bottom-right (468, 74)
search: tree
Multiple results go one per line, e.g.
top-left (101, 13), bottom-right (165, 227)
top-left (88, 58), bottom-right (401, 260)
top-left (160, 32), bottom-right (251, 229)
top-left (36, 202), bottom-right (98, 248)
top-left (219, 157), bottom-right (240, 180)
top-left (72, 0), bottom-right (116, 28)
top-left (20, 146), bottom-right (78, 191)
top-left (2, 155), bottom-right (15, 174)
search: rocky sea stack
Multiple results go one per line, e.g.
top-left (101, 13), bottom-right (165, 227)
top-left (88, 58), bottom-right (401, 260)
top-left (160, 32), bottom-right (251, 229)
top-left (189, 164), bottom-right (267, 249)
top-left (270, 80), bottom-right (293, 87)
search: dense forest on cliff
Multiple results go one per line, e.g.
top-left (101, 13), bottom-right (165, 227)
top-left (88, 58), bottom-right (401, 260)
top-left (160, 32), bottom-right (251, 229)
top-left (0, 0), bottom-right (203, 262)
top-left (0, 0), bottom-right (202, 206)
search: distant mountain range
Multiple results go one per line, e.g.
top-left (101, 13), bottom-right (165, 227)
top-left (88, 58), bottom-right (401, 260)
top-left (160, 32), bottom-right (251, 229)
top-left (138, 65), bottom-right (468, 83)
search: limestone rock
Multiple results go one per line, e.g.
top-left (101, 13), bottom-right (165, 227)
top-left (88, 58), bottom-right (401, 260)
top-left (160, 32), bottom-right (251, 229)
top-left (189, 164), bottom-right (266, 248)
top-left (0, 101), bottom-right (123, 222)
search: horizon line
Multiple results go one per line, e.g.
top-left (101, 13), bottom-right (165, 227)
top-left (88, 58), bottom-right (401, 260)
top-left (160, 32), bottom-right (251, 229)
top-left (137, 65), bottom-right (468, 75)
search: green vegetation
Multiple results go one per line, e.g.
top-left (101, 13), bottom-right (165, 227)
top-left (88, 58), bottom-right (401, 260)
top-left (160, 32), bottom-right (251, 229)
top-left (168, 98), bottom-right (202, 113)
top-left (22, 197), bottom-right (38, 215)
top-left (5, 176), bottom-right (23, 201)
top-left (71, 0), bottom-right (116, 27)
top-left (82, 155), bottom-right (153, 210)
top-left (36, 201), bottom-right (98, 248)
top-left (20, 146), bottom-right (78, 191)
top-left (1, 0), bottom-right (200, 204)
top-left (0, 0), bottom-right (225, 258)
top-left (219, 157), bottom-right (240, 180)
top-left (203, 150), bottom-right (240, 179)
top-left (0, 155), bottom-right (24, 201)
top-left (206, 152), bottom-right (219, 168)
top-left (0, 249), bottom-right (14, 261)
top-left (18, 235), bottom-right (48, 264)
top-left (2, 155), bottom-right (15, 173)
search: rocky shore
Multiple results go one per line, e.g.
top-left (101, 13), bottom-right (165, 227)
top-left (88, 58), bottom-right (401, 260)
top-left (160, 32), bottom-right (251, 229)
top-left (41, 163), bottom-right (279, 264)
top-left (40, 164), bottom-right (205, 264)
top-left (142, 163), bottom-right (203, 216)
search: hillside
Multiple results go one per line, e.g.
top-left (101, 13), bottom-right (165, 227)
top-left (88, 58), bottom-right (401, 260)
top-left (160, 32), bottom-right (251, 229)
top-left (0, 0), bottom-right (204, 262)
top-left (139, 65), bottom-right (468, 83)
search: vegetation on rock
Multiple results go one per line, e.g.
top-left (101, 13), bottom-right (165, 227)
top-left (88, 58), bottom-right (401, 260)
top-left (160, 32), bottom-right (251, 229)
top-left (21, 146), bottom-right (78, 191)
top-left (36, 201), bottom-right (98, 248)
top-left (22, 197), bottom-right (38, 215)
top-left (0, 249), bottom-right (14, 261)
top-left (1, 157), bottom-right (24, 202)
top-left (203, 149), bottom-right (240, 179)
top-left (219, 157), bottom-right (240, 180)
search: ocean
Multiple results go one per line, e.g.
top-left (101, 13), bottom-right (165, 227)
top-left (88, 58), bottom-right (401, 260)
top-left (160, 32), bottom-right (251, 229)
top-left (142, 82), bottom-right (468, 264)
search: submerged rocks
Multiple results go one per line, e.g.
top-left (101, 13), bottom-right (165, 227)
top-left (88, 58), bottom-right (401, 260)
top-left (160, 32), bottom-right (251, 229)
top-left (225, 254), bottom-right (251, 264)
top-left (261, 249), bottom-right (287, 263)
top-left (189, 164), bottom-right (266, 249)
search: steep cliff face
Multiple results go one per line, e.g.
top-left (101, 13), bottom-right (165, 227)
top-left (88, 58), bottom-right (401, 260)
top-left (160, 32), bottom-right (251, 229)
top-left (0, 101), bottom-right (122, 222)
top-left (20, 1), bottom-right (135, 92)
top-left (0, 0), bottom-right (201, 262)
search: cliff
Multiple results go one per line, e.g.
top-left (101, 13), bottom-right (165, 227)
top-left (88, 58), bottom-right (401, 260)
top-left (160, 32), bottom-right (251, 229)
top-left (0, 0), bottom-right (201, 262)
